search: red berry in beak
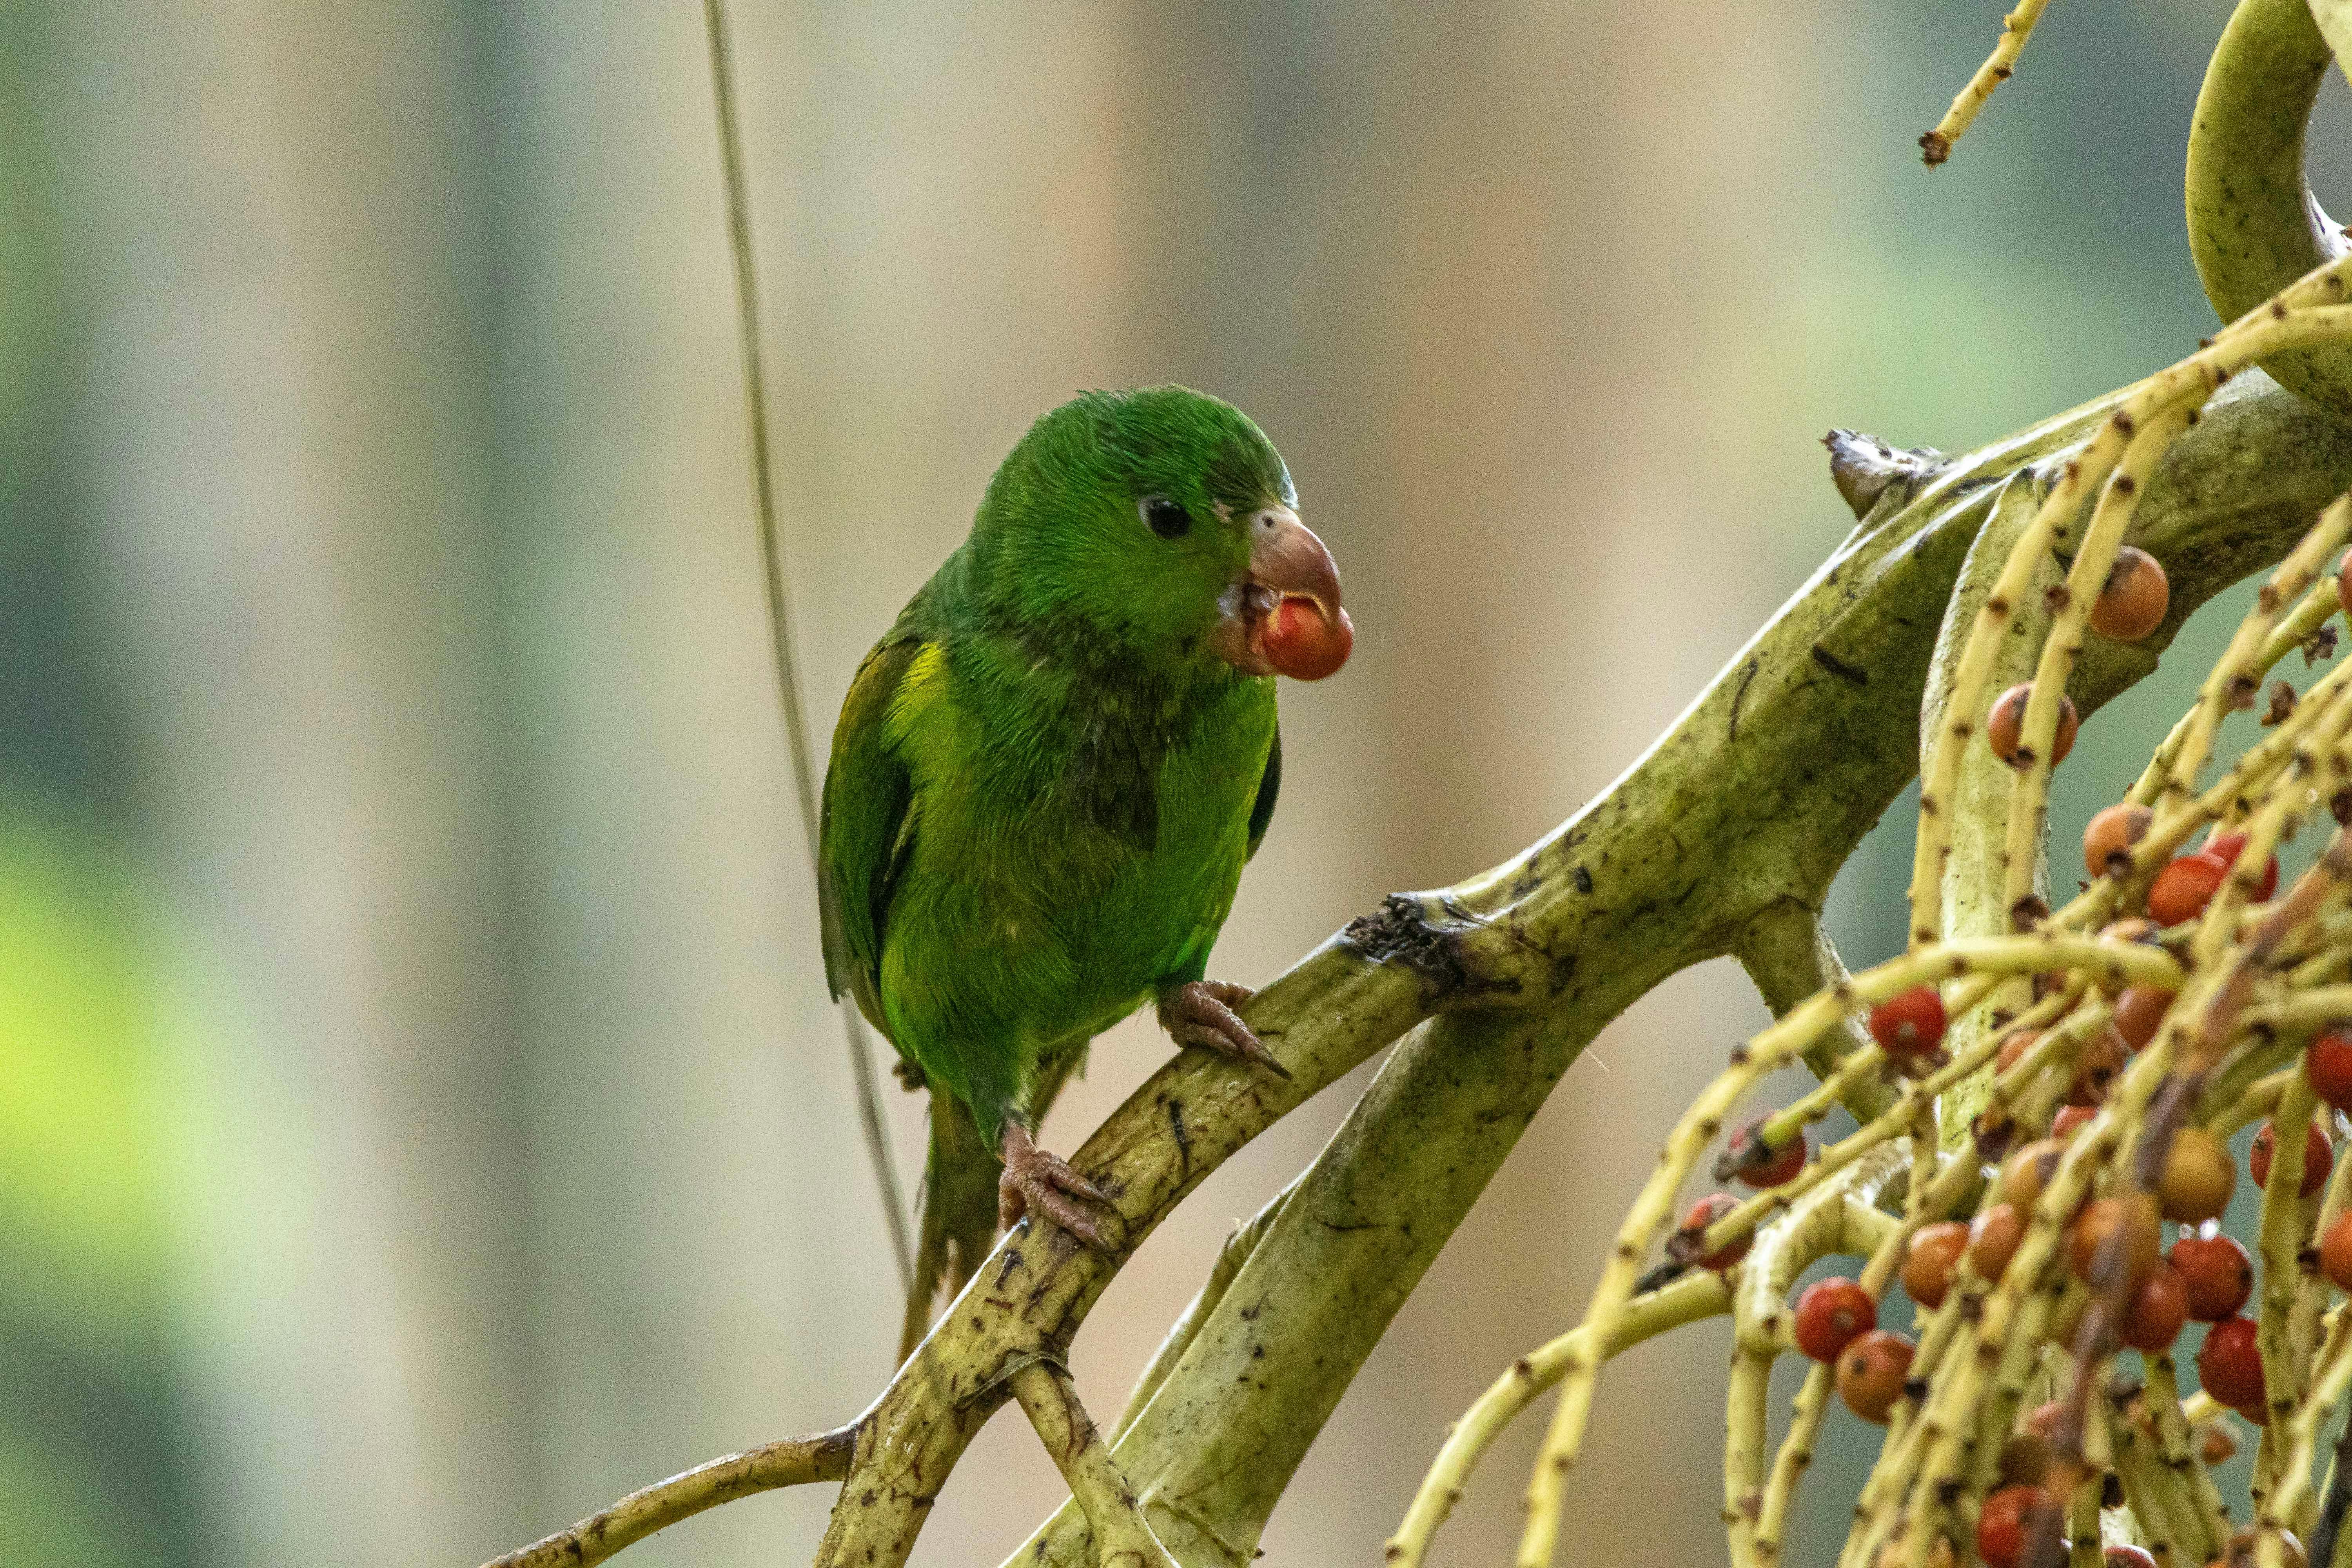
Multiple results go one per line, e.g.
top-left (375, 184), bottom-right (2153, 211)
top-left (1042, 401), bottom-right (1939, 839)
top-left (1259, 596), bottom-right (1354, 681)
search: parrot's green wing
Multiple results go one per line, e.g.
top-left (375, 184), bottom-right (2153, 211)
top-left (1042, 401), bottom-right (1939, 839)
top-left (819, 633), bottom-right (924, 1029)
top-left (1245, 726), bottom-right (1281, 860)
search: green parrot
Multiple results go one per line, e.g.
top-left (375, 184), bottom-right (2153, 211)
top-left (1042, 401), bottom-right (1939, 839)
top-left (817, 386), bottom-right (1352, 1357)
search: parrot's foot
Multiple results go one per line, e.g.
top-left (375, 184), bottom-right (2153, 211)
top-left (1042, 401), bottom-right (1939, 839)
top-left (1158, 979), bottom-right (1292, 1080)
top-left (999, 1122), bottom-right (1116, 1249)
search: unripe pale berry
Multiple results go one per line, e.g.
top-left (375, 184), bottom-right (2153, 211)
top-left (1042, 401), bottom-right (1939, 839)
top-left (2156, 1126), bottom-right (2236, 1223)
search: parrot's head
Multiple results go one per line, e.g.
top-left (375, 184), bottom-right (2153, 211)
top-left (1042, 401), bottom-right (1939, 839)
top-left (971, 386), bottom-right (1352, 682)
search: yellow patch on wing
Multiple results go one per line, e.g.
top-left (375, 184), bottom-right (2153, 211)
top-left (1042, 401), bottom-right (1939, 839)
top-left (887, 641), bottom-right (951, 740)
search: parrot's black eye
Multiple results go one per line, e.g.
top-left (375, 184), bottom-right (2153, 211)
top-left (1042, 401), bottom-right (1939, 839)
top-left (1139, 496), bottom-right (1191, 540)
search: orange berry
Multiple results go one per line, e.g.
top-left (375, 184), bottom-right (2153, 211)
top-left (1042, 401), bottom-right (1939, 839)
top-left (2321, 1211), bottom-right (2352, 1292)
top-left (2052, 1104), bottom-right (2095, 1139)
top-left (1988, 683), bottom-right (2078, 768)
top-left (2067, 1193), bottom-right (2160, 1292)
top-left (1902, 1221), bottom-right (1969, 1309)
top-left (2084, 802), bottom-right (2154, 878)
top-left (2149, 853), bottom-right (2228, 926)
top-left (2090, 546), bottom-right (2169, 641)
top-left (1970, 1202), bottom-right (2025, 1283)
top-left (2112, 985), bottom-right (2173, 1051)
top-left (2000, 1138), bottom-right (2066, 1210)
top-left (1836, 1329), bottom-right (1915, 1423)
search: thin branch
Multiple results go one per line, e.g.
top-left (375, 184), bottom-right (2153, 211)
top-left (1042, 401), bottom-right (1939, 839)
top-left (701, 0), bottom-right (911, 1292)
top-left (1011, 1364), bottom-right (1180, 1568)
top-left (481, 1428), bottom-right (855, 1568)
top-left (1920, 0), bottom-right (2056, 166)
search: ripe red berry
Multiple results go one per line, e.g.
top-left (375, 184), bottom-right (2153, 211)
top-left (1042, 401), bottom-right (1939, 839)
top-left (2112, 985), bottom-right (2173, 1051)
top-left (1836, 1328), bottom-right (1915, 1423)
top-left (2251, 1120), bottom-right (2333, 1198)
top-left (2119, 1260), bottom-right (2190, 1352)
top-left (1258, 596), bottom-right (1353, 681)
top-left (1988, 683), bottom-right (2078, 768)
top-left (2084, 802), bottom-right (2154, 879)
top-left (1903, 1221), bottom-right (1969, 1309)
top-left (1680, 1192), bottom-right (1749, 1271)
top-left (2091, 546), bottom-right (2170, 642)
top-left (2321, 1211), bottom-right (2352, 1292)
top-left (2148, 853), bottom-right (2229, 926)
top-left (2103, 1547), bottom-right (2156, 1568)
top-left (2196, 1316), bottom-right (2265, 1410)
top-left (2205, 830), bottom-right (2281, 902)
top-left (2156, 1126), bottom-right (2236, 1224)
top-left (2309, 1030), bottom-right (2352, 1111)
top-left (1794, 1277), bottom-right (1877, 1362)
top-left (1976, 1483), bottom-right (2051, 1568)
top-left (1870, 985), bottom-right (1947, 1060)
top-left (1970, 1203), bottom-right (2025, 1284)
top-left (2052, 1104), bottom-right (2095, 1139)
top-left (2172, 1233), bottom-right (2254, 1321)
top-left (1726, 1114), bottom-right (1806, 1189)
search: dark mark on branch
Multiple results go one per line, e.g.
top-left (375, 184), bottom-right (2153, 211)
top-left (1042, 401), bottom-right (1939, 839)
top-left (1810, 644), bottom-right (1869, 685)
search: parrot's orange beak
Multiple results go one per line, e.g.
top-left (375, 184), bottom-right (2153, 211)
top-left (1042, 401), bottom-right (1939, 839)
top-left (1212, 506), bottom-right (1354, 681)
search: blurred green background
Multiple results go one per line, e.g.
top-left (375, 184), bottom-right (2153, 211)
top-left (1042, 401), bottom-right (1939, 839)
top-left (1, 1), bottom-right (2336, 1564)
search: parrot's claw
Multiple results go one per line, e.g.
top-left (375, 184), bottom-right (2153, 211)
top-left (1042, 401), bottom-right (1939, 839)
top-left (1158, 979), bottom-right (1291, 1080)
top-left (999, 1122), bottom-right (1116, 1250)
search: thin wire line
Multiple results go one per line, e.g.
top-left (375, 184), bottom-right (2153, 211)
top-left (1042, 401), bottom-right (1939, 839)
top-left (703, 0), bottom-right (913, 1292)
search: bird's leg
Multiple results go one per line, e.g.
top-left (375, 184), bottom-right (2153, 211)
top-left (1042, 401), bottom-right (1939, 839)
top-left (999, 1120), bottom-right (1116, 1250)
top-left (1157, 979), bottom-right (1292, 1080)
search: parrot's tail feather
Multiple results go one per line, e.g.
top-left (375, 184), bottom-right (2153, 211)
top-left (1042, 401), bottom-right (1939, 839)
top-left (897, 1093), bottom-right (1000, 1363)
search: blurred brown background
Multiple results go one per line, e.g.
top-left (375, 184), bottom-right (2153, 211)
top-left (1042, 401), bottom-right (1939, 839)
top-left (0, 0), bottom-right (2307, 1564)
